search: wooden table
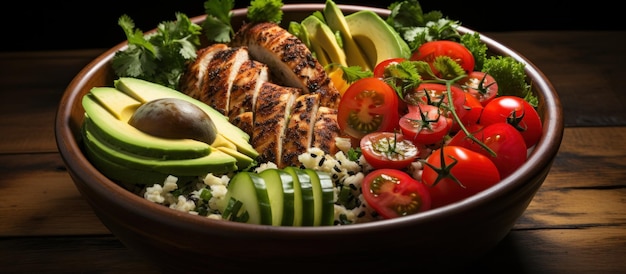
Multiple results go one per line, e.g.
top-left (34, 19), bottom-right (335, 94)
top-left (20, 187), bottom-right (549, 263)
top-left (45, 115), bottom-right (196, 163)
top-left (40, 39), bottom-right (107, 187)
top-left (1, 31), bottom-right (625, 273)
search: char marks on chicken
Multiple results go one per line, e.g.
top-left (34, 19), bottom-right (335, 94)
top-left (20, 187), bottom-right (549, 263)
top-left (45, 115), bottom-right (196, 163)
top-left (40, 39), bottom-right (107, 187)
top-left (231, 21), bottom-right (341, 109)
top-left (178, 22), bottom-right (345, 168)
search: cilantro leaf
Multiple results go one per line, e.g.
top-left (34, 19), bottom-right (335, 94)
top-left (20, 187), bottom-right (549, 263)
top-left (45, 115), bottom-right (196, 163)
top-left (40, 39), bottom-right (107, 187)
top-left (112, 13), bottom-right (202, 89)
top-left (247, 0), bottom-right (284, 23)
top-left (202, 0), bottom-right (235, 43)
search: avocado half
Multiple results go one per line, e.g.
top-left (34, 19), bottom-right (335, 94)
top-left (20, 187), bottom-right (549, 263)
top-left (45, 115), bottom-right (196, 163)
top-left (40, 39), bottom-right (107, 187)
top-left (81, 77), bottom-right (259, 185)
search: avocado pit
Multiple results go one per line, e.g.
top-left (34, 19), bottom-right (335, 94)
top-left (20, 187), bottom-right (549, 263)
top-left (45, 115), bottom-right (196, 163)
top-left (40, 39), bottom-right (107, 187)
top-left (128, 98), bottom-right (217, 145)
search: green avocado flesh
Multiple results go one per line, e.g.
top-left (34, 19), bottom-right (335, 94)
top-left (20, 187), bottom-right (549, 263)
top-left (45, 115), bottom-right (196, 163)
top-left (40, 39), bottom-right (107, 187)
top-left (114, 77), bottom-right (258, 160)
top-left (323, 0), bottom-right (371, 70)
top-left (83, 89), bottom-right (211, 160)
top-left (83, 127), bottom-right (237, 176)
top-left (345, 10), bottom-right (411, 69)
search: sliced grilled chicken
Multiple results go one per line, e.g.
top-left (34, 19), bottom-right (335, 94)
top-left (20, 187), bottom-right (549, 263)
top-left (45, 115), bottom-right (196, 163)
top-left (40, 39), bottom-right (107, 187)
top-left (201, 46), bottom-right (250, 116)
top-left (231, 22), bottom-right (341, 108)
top-left (179, 43), bottom-right (229, 99)
top-left (228, 60), bottom-right (269, 121)
top-left (312, 106), bottom-right (341, 156)
top-left (252, 82), bottom-right (301, 167)
top-left (230, 111), bottom-right (254, 137)
top-left (281, 93), bottom-right (321, 167)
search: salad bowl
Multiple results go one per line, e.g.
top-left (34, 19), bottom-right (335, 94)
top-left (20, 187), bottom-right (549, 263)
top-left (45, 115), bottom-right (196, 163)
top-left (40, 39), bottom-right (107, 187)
top-left (55, 3), bottom-right (564, 273)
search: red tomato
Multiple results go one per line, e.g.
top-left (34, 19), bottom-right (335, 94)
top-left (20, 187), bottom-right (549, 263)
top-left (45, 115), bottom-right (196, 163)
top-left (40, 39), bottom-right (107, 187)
top-left (457, 91), bottom-right (484, 130)
top-left (360, 132), bottom-right (419, 170)
top-left (406, 83), bottom-right (467, 131)
top-left (479, 96), bottom-right (542, 148)
top-left (399, 104), bottom-right (452, 145)
top-left (448, 122), bottom-right (527, 178)
top-left (362, 169), bottom-right (431, 219)
top-left (411, 40), bottom-right (475, 78)
top-left (373, 57), bottom-right (407, 78)
top-left (337, 77), bottom-right (399, 139)
top-left (421, 146), bottom-right (501, 208)
top-left (460, 71), bottom-right (498, 106)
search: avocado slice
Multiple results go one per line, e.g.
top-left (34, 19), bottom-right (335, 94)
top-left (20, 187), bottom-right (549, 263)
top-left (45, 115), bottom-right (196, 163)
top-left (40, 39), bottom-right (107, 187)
top-left (83, 90), bottom-right (211, 160)
top-left (301, 15), bottom-right (347, 67)
top-left (83, 125), bottom-right (238, 176)
top-left (82, 125), bottom-right (195, 185)
top-left (113, 77), bottom-right (259, 160)
top-left (345, 10), bottom-right (412, 69)
top-left (323, 0), bottom-right (371, 70)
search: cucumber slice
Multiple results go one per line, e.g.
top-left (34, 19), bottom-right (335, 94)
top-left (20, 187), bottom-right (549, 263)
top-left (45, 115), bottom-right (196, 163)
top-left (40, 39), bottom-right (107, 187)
top-left (305, 169), bottom-right (336, 226)
top-left (258, 169), bottom-right (295, 226)
top-left (224, 172), bottom-right (271, 225)
top-left (284, 167), bottom-right (315, 226)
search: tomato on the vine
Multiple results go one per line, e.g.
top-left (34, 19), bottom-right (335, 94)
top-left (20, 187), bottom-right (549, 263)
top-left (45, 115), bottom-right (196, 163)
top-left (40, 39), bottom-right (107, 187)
top-left (405, 83), bottom-right (467, 131)
top-left (460, 71), bottom-right (498, 106)
top-left (360, 132), bottom-right (419, 170)
top-left (448, 122), bottom-right (527, 178)
top-left (373, 57), bottom-right (407, 78)
top-left (411, 40), bottom-right (475, 77)
top-left (362, 168), bottom-right (431, 219)
top-left (399, 104), bottom-right (452, 145)
top-left (421, 145), bottom-right (501, 208)
top-left (337, 77), bottom-right (399, 139)
top-left (458, 91), bottom-right (483, 129)
top-left (479, 96), bottom-right (542, 148)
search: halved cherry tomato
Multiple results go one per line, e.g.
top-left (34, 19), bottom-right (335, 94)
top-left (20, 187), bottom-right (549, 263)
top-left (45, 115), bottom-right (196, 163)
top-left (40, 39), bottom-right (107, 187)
top-left (405, 83), bottom-right (467, 131)
top-left (421, 145), bottom-right (501, 208)
top-left (399, 104), bottom-right (451, 145)
top-left (362, 168), bottom-right (431, 219)
top-left (411, 40), bottom-right (475, 78)
top-left (460, 71), bottom-right (498, 106)
top-left (337, 77), bottom-right (399, 139)
top-left (360, 131), bottom-right (419, 170)
top-left (373, 57), bottom-right (407, 78)
top-left (479, 96), bottom-right (542, 148)
top-left (448, 122), bottom-right (527, 178)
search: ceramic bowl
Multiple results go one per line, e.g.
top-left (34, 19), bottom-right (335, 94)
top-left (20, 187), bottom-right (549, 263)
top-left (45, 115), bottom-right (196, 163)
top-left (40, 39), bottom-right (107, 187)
top-left (55, 4), bottom-right (564, 273)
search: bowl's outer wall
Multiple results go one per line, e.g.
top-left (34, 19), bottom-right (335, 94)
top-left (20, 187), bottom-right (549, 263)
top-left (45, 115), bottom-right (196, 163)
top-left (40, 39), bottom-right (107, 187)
top-left (55, 4), bottom-right (564, 273)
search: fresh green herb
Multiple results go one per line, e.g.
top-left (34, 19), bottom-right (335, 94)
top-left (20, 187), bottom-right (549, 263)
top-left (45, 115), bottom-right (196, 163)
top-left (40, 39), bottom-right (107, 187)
top-left (202, 0), bottom-right (235, 43)
top-left (112, 13), bottom-right (202, 89)
top-left (346, 147), bottom-right (362, 162)
top-left (460, 32), bottom-right (487, 71)
top-left (247, 0), bottom-right (284, 23)
top-left (482, 56), bottom-right (537, 106)
top-left (337, 65), bottom-right (373, 83)
top-left (386, 0), bottom-right (461, 51)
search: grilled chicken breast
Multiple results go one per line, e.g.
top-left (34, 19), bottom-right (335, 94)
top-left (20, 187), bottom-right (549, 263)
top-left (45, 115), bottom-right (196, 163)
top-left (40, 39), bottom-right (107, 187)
top-left (231, 22), bottom-right (341, 108)
top-left (231, 111), bottom-right (254, 137)
top-left (312, 106), bottom-right (341, 156)
top-left (228, 60), bottom-right (269, 121)
top-left (201, 46), bottom-right (250, 116)
top-left (281, 93), bottom-right (321, 167)
top-left (179, 43), bottom-right (229, 100)
top-left (252, 82), bottom-right (301, 167)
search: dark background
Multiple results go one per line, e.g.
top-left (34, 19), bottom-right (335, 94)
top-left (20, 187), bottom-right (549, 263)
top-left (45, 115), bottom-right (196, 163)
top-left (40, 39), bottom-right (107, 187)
top-left (2, 0), bottom-right (622, 51)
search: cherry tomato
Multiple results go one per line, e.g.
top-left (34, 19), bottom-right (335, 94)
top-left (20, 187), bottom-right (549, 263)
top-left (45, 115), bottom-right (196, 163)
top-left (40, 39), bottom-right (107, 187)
top-left (362, 169), bottom-right (431, 219)
top-left (411, 40), bottom-right (475, 78)
top-left (360, 132), bottom-right (419, 170)
top-left (337, 77), bottom-right (399, 139)
top-left (421, 146), bottom-right (501, 208)
top-left (457, 91), bottom-right (483, 130)
top-left (399, 104), bottom-right (452, 145)
top-left (480, 96), bottom-right (542, 148)
top-left (448, 122), bottom-right (527, 178)
top-left (405, 83), bottom-right (467, 131)
top-left (373, 57), bottom-right (407, 78)
top-left (460, 71), bottom-right (498, 106)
